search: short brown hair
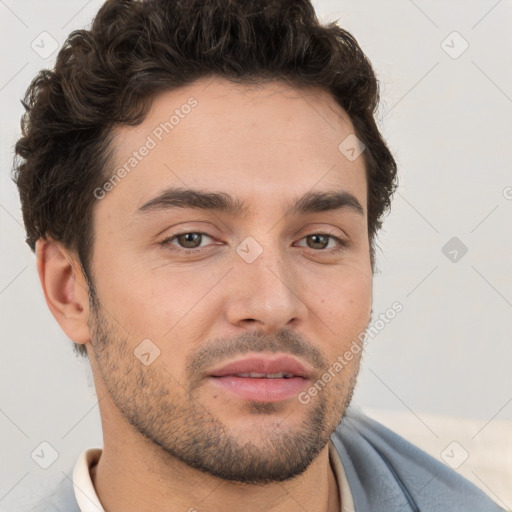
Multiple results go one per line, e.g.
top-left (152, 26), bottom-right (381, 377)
top-left (13, 0), bottom-right (397, 358)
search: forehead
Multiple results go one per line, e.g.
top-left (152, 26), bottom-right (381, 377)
top-left (102, 76), bottom-right (367, 217)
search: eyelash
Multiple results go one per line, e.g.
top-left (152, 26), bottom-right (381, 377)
top-left (160, 231), bottom-right (347, 255)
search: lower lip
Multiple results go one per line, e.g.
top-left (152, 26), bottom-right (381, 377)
top-left (208, 376), bottom-right (308, 403)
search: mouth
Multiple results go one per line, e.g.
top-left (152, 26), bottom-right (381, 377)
top-left (222, 371), bottom-right (295, 379)
top-left (208, 355), bottom-right (313, 403)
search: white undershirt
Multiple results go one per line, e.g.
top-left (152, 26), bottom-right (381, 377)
top-left (72, 441), bottom-right (355, 512)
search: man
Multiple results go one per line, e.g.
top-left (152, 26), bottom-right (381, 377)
top-left (13, 0), bottom-right (504, 511)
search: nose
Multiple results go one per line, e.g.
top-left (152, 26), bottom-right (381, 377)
top-left (224, 242), bottom-right (309, 333)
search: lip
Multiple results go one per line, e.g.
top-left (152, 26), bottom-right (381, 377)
top-left (207, 354), bottom-right (313, 403)
top-left (208, 375), bottom-right (309, 403)
top-left (208, 354), bottom-right (313, 379)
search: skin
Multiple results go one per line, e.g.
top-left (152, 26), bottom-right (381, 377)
top-left (37, 76), bottom-right (373, 512)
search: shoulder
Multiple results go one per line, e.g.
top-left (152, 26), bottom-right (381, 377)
top-left (15, 474), bottom-right (79, 512)
top-left (18, 448), bottom-right (98, 512)
top-left (330, 407), bottom-right (506, 512)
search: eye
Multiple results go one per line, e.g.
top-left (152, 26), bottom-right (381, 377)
top-left (295, 233), bottom-right (346, 252)
top-left (162, 232), bottom-right (216, 251)
top-left (160, 231), bottom-right (347, 254)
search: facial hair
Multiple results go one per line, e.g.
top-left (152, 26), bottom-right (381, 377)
top-left (87, 292), bottom-right (364, 485)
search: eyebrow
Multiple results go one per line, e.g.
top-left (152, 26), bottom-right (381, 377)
top-left (136, 187), bottom-right (364, 218)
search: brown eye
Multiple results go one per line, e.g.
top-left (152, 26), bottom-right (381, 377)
top-left (306, 234), bottom-right (330, 250)
top-left (297, 233), bottom-right (346, 252)
top-left (162, 232), bottom-right (216, 252)
top-left (175, 232), bottom-right (203, 249)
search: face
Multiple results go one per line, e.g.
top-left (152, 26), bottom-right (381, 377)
top-left (86, 77), bottom-right (373, 484)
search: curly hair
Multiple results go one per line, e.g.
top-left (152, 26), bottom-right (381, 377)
top-left (13, 0), bottom-right (397, 358)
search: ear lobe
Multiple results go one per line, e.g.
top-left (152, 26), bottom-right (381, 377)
top-left (36, 238), bottom-right (92, 345)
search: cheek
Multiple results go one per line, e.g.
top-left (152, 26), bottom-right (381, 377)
top-left (93, 238), bottom-right (194, 322)
top-left (313, 265), bottom-right (372, 325)
top-left (322, 278), bottom-right (371, 381)
top-left (93, 264), bottom-right (219, 364)
top-left (312, 272), bottom-right (372, 370)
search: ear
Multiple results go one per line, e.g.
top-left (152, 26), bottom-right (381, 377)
top-left (36, 238), bottom-right (92, 345)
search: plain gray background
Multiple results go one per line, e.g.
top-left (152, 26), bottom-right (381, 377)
top-left (1, 0), bottom-right (511, 509)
